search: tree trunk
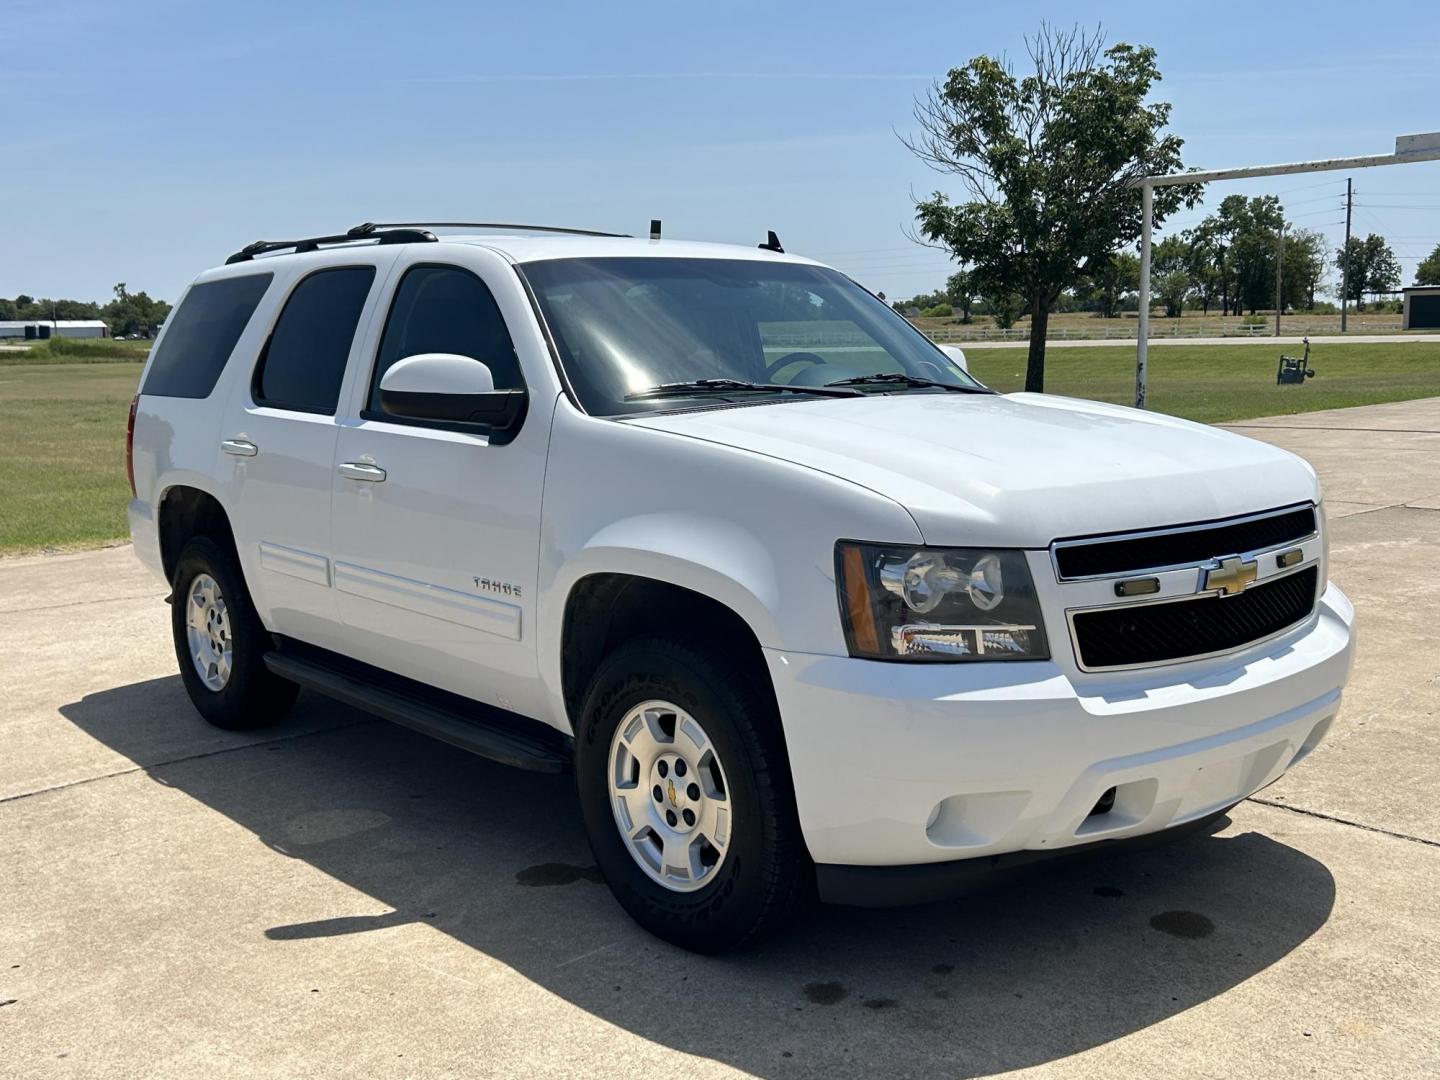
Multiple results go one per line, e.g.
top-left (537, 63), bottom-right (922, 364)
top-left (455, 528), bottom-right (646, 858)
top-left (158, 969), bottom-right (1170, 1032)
top-left (1025, 296), bottom-right (1048, 393)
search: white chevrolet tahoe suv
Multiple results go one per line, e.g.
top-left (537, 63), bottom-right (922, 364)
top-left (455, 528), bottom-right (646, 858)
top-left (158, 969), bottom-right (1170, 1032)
top-left (127, 221), bottom-right (1355, 952)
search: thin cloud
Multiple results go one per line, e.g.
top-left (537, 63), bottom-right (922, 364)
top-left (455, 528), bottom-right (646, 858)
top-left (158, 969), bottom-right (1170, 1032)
top-left (402, 71), bottom-right (933, 84)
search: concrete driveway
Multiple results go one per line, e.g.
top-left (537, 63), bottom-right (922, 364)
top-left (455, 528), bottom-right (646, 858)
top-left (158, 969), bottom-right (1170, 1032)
top-left (2, 399), bottom-right (1437, 1079)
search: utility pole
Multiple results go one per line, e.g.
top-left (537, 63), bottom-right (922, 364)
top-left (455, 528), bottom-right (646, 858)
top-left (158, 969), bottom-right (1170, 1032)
top-left (1274, 224), bottom-right (1285, 336)
top-left (1341, 177), bottom-right (1353, 332)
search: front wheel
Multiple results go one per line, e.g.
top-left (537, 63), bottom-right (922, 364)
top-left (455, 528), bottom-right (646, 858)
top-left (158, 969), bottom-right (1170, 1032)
top-left (575, 637), bottom-right (810, 952)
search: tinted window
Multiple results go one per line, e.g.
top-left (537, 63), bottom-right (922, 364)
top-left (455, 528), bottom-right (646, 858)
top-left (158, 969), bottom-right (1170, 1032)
top-left (142, 274), bottom-right (272, 398)
top-left (254, 267), bottom-right (375, 414)
top-left (368, 265), bottom-right (522, 415)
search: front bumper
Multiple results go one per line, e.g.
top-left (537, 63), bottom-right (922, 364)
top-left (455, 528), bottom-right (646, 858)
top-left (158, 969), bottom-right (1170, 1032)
top-left (765, 583), bottom-right (1354, 877)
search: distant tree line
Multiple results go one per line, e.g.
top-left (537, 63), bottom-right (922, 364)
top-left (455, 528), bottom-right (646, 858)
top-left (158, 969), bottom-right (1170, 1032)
top-left (0, 283), bottom-right (172, 337)
top-left (898, 200), bottom-right (1420, 323)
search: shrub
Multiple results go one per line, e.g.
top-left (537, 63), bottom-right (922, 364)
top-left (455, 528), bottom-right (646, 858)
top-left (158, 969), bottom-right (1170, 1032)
top-left (0, 338), bottom-right (149, 365)
top-left (921, 303), bottom-right (953, 318)
top-left (43, 336), bottom-right (149, 358)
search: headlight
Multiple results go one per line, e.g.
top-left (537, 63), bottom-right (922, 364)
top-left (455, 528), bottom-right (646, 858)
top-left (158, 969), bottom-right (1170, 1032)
top-left (835, 542), bottom-right (1049, 662)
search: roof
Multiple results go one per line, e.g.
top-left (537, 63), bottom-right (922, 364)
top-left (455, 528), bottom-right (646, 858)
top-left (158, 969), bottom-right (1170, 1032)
top-left (202, 228), bottom-right (824, 281)
top-left (1401, 284), bottom-right (1440, 293)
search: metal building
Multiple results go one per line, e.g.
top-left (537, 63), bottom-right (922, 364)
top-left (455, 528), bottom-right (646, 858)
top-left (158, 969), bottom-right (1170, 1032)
top-left (0, 319), bottom-right (110, 340)
top-left (1402, 286), bottom-right (1440, 330)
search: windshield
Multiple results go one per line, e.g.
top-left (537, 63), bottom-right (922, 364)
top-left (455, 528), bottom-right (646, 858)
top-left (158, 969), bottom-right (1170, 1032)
top-left (518, 257), bottom-right (984, 416)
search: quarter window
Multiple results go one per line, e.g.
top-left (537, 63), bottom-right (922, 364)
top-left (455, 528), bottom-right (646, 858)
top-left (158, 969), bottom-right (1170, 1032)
top-left (254, 266), bottom-right (376, 414)
top-left (142, 274), bottom-right (272, 399)
top-left (368, 265), bottom-right (522, 416)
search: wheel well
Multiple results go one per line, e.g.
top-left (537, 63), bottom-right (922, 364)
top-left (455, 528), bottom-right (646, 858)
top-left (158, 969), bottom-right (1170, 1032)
top-left (560, 574), bottom-right (774, 730)
top-left (158, 486), bottom-right (237, 585)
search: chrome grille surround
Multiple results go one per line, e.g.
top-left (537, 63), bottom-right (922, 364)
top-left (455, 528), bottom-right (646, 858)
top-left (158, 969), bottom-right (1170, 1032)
top-left (1050, 504), bottom-right (1324, 673)
top-left (1051, 503), bottom-right (1318, 582)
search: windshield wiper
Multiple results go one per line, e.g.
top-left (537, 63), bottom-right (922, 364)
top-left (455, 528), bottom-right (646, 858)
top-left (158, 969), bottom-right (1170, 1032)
top-left (625, 378), bottom-right (861, 401)
top-left (824, 372), bottom-right (992, 394)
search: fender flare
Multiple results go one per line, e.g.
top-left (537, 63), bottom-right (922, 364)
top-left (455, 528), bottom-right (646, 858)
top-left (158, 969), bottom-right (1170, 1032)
top-left (539, 512), bottom-right (784, 711)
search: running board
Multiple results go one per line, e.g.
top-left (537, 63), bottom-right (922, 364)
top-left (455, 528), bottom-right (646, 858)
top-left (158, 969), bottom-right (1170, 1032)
top-left (264, 647), bottom-right (572, 773)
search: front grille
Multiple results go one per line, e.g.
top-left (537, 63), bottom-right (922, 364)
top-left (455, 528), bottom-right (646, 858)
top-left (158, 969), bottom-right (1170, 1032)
top-left (1054, 506), bottom-right (1316, 579)
top-left (1072, 566), bottom-right (1318, 670)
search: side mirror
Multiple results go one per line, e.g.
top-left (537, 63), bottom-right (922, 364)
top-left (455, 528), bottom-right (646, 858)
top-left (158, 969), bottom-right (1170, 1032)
top-left (938, 344), bottom-right (969, 373)
top-left (378, 353), bottom-right (527, 438)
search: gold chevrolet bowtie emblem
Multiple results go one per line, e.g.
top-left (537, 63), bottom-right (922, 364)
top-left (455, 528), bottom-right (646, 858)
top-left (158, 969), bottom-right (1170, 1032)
top-left (667, 779), bottom-right (678, 807)
top-left (1205, 555), bottom-right (1258, 597)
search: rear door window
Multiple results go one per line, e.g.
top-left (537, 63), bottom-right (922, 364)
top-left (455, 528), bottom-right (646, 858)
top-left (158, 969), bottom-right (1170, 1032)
top-left (142, 274), bottom-right (273, 398)
top-left (253, 267), bottom-right (376, 414)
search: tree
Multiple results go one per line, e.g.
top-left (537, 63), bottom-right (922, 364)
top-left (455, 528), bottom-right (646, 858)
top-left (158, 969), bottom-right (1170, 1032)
top-left (985, 291), bottom-right (1023, 330)
top-left (1285, 228), bottom-right (1328, 311)
top-left (1416, 243), bottom-right (1440, 286)
top-left (1182, 225), bottom-right (1224, 315)
top-left (102, 283), bottom-right (171, 336)
top-left (1224, 196), bottom-right (1284, 313)
top-left (905, 24), bottom-right (1198, 391)
top-left (1082, 251), bottom-right (1141, 317)
top-left (945, 269), bottom-right (976, 323)
top-left (1337, 234), bottom-right (1401, 310)
top-left (1151, 235), bottom-right (1192, 317)
top-left (1186, 195), bottom-right (1284, 315)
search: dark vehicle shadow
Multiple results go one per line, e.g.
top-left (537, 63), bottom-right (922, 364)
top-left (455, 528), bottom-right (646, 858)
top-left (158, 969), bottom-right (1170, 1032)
top-left (62, 679), bottom-right (1336, 1079)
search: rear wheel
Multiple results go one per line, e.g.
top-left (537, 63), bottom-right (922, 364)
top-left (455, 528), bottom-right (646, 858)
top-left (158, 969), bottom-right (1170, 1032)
top-left (170, 536), bottom-right (297, 730)
top-left (575, 637), bottom-right (809, 952)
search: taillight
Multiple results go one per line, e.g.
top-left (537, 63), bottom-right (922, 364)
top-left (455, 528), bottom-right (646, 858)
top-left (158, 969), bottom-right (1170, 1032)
top-left (126, 394), bottom-right (139, 497)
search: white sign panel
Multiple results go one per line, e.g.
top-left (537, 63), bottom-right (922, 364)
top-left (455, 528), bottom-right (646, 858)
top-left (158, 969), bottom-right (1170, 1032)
top-left (1396, 132), bottom-right (1440, 155)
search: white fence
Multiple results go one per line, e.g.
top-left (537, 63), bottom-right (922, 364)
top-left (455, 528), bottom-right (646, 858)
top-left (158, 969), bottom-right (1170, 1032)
top-left (921, 321), bottom-right (1407, 343)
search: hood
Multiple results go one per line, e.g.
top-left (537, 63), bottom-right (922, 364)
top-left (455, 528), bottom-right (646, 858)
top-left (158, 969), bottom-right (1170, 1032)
top-left (625, 392), bottom-right (1319, 547)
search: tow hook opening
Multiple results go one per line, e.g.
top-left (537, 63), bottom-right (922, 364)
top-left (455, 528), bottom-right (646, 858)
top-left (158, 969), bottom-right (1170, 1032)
top-left (1087, 786), bottom-right (1118, 819)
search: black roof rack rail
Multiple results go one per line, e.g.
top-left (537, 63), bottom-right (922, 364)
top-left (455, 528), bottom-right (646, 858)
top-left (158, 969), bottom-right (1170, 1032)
top-left (360, 221), bottom-right (631, 239)
top-left (225, 224), bottom-right (436, 265)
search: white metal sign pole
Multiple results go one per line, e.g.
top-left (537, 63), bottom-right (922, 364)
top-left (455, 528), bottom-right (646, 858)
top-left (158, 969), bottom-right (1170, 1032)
top-left (1136, 181), bottom-right (1153, 409)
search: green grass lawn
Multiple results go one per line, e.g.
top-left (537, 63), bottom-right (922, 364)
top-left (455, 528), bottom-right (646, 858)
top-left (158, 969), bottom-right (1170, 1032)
top-left (0, 362), bottom-right (143, 554)
top-left (968, 341), bottom-right (1440, 424)
top-left (0, 342), bottom-right (1437, 556)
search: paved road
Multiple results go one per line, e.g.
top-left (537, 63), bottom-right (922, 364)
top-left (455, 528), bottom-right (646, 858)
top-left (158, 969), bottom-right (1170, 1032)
top-left (2, 400), bottom-right (1438, 1079)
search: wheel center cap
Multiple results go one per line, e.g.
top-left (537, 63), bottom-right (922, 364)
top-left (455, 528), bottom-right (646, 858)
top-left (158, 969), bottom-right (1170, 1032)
top-left (649, 754), bottom-right (701, 831)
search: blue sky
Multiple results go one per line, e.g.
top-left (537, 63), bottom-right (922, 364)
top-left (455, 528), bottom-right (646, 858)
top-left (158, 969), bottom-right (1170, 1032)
top-left (4, 0), bottom-right (1439, 304)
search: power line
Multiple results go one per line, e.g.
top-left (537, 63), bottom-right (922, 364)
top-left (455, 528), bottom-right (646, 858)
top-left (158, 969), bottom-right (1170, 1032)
top-left (806, 244), bottom-right (941, 258)
top-left (1282, 191), bottom-right (1350, 208)
top-left (825, 261), bottom-right (955, 271)
top-left (1353, 203), bottom-right (1440, 211)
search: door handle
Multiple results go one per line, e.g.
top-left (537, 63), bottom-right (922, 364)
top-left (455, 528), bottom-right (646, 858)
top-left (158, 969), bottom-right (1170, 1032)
top-left (338, 462), bottom-right (387, 483)
top-left (221, 438), bottom-right (258, 457)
